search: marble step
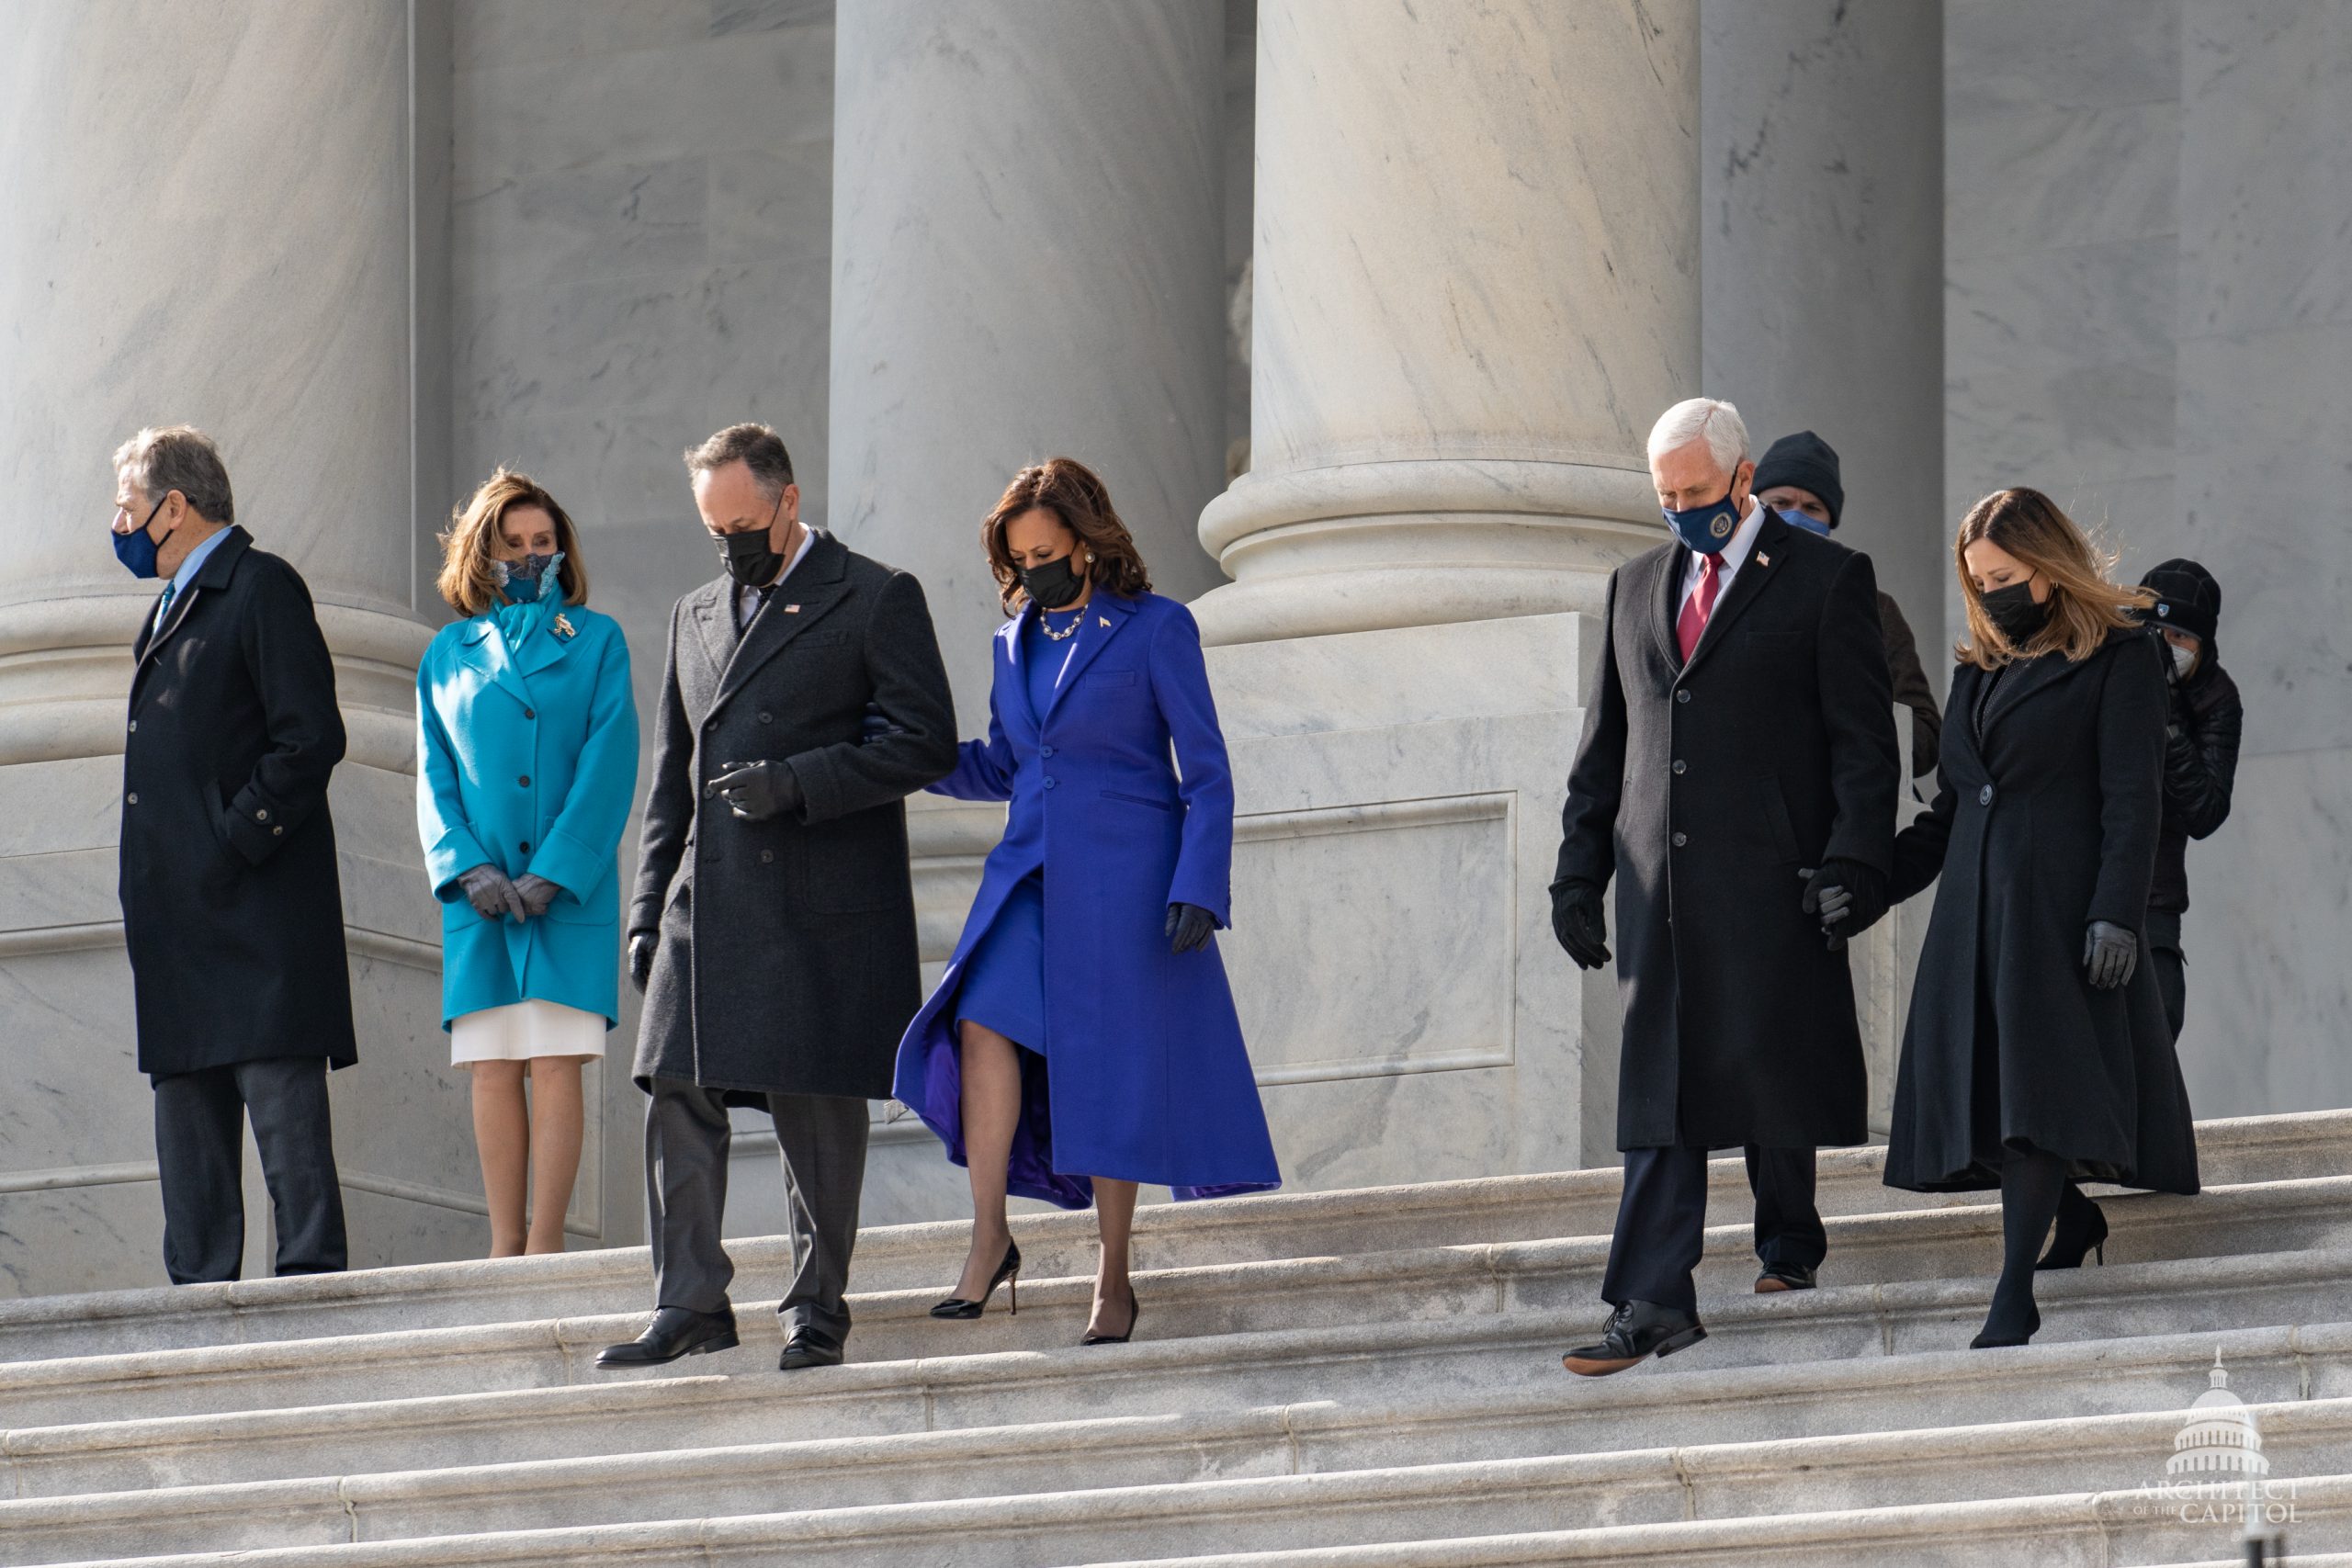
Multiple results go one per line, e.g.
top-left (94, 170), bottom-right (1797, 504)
top-left (4, 1174), bottom-right (2346, 1431)
top-left (5, 1257), bottom-right (2350, 1502)
top-left (3, 1370), bottom-right (2346, 1562)
top-left (4, 1108), bottom-right (2339, 1366)
top-left (19, 1463), bottom-right (2349, 1568)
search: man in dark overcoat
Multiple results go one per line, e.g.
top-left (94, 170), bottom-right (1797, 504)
top-left (110, 425), bottom-right (354, 1284)
top-left (599, 423), bottom-right (956, 1373)
top-left (1551, 397), bottom-right (1902, 1374)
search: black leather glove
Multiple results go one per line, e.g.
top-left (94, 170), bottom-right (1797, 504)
top-left (858, 700), bottom-right (901, 744)
top-left (2083, 920), bottom-right (2138, 989)
top-left (457, 863), bottom-right (527, 922)
top-left (514, 874), bottom-right (562, 918)
top-left (707, 760), bottom-right (802, 822)
top-left (628, 931), bottom-right (658, 994)
top-left (1801, 860), bottom-right (1889, 945)
top-left (1166, 903), bottom-right (1217, 954)
top-left (1549, 879), bottom-right (1611, 971)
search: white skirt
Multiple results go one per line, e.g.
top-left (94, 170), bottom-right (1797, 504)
top-left (451, 999), bottom-right (605, 1068)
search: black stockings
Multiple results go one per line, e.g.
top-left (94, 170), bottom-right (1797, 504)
top-left (1980, 1146), bottom-right (2067, 1345)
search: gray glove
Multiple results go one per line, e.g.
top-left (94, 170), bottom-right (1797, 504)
top-left (2083, 920), bottom-right (2138, 989)
top-left (457, 863), bottom-right (527, 922)
top-left (707, 760), bottom-right (803, 821)
top-left (514, 874), bottom-right (563, 919)
top-left (628, 931), bottom-right (658, 994)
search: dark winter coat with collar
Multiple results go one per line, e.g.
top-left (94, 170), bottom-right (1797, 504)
top-left (1883, 628), bottom-right (2199, 1194)
top-left (118, 527), bottom-right (356, 1077)
top-left (629, 530), bottom-right (956, 1102)
top-left (1555, 509), bottom-right (1903, 1151)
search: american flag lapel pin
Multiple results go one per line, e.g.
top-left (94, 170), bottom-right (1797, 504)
top-left (785, 604), bottom-right (801, 614)
top-left (1756, 552), bottom-right (1771, 567)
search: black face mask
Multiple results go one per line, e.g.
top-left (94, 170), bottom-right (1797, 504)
top-left (717, 526), bottom-right (784, 589)
top-left (1021, 554), bottom-right (1087, 610)
top-left (1981, 578), bottom-right (2050, 644)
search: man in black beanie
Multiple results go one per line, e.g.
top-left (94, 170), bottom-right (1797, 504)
top-left (2138, 558), bottom-right (2243, 1041)
top-left (1753, 432), bottom-right (1942, 780)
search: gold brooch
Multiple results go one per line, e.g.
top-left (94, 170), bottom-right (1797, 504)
top-left (552, 614), bottom-right (577, 638)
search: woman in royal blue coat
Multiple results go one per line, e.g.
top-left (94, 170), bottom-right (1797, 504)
top-left (893, 457), bottom-right (1279, 1344)
top-left (418, 470), bottom-right (638, 1257)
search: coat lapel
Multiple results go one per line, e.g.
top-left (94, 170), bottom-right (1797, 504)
top-left (131, 527), bottom-right (251, 701)
top-left (514, 605), bottom-right (580, 681)
top-left (1679, 508), bottom-right (1792, 679)
top-left (1979, 637), bottom-right (2106, 739)
top-left (716, 530), bottom-right (852, 707)
top-left (457, 617), bottom-right (534, 708)
top-left (1649, 547), bottom-right (1686, 671)
top-left (1043, 592), bottom-right (1137, 723)
top-left (688, 579), bottom-right (737, 683)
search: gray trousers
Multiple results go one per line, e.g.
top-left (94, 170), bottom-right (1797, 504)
top-left (153, 1055), bottom-right (347, 1285)
top-left (644, 1077), bottom-right (869, 1344)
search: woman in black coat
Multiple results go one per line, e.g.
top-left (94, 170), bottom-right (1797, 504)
top-left (1886, 488), bottom-right (2198, 1348)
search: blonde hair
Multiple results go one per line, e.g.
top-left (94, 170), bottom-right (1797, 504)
top-left (436, 468), bottom-right (589, 617)
top-left (1953, 488), bottom-right (2152, 669)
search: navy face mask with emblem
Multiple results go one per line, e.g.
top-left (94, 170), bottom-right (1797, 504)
top-left (1663, 481), bottom-right (1744, 555)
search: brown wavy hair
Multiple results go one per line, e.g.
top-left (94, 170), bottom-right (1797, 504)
top-left (1953, 488), bottom-right (2153, 669)
top-left (981, 457), bottom-right (1152, 613)
top-left (436, 468), bottom-right (590, 617)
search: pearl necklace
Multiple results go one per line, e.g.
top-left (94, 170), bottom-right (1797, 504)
top-left (1038, 604), bottom-right (1087, 641)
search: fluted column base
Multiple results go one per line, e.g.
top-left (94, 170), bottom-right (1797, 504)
top-left (1191, 457), bottom-right (1661, 647)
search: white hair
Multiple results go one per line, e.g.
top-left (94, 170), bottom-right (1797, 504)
top-left (1646, 397), bottom-right (1748, 473)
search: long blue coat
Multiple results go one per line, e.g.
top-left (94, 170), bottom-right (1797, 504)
top-left (417, 601), bottom-right (639, 1029)
top-left (892, 590), bottom-right (1280, 1208)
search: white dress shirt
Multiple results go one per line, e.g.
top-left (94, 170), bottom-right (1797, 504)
top-left (735, 524), bottom-right (820, 630)
top-left (1679, 494), bottom-right (1767, 615)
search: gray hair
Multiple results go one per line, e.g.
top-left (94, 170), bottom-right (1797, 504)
top-left (113, 424), bottom-right (235, 525)
top-left (1645, 397), bottom-right (1748, 474)
top-left (684, 423), bottom-right (794, 501)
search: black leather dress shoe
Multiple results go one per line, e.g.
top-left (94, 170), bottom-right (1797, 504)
top-left (1755, 1262), bottom-right (1817, 1292)
top-left (594, 1305), bottom-right (739, 1368)
top-left (1561, 1300), bottom-right (1707, 1377)
top-left (778, 1329), bottom-right (844, 1370)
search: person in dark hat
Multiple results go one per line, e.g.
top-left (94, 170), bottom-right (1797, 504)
top-left (1754, 432), bottom-right (1943, 780)
top-left (2135, 558), bottom-right (2242, 1042)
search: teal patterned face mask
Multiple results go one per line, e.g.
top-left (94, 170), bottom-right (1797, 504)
top-left (495, 552), bottom-right (559, 602)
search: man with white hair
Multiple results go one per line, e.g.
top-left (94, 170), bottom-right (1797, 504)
top-left (1552, 397), bottom-right (1901, 1374)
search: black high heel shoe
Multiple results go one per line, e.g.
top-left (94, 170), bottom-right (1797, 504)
top-left (931, 1239), bottom-right (1021, 1319)
top-left (1969, 1277), bottom-right (2042, 1348)
top-left (1081, 1291), bottom-right (1140, 1346)
top-left (2036, 1186), bottom-right (2109, 1269)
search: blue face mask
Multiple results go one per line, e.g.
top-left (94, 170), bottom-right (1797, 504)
top-left (1662, 480), bottom-right (1745, 555)
top-left (1775, 505), bottom-right (1831, 537)
top-left (112, 496), bottom-right (168, 579)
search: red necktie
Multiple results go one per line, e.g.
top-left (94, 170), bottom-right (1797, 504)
top-left (1677, 552), bottom-right (1723, 661)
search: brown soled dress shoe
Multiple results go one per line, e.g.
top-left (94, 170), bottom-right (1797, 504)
top-left (1561, 1300), bottom-right (1708, 1377)
top-left (1755, 1262), bottom-right (1817, 1292)
top-left (594, 1305), bottom-right (740, 1368)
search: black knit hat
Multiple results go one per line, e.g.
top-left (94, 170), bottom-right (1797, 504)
top-left (1752, 431), bottom-right (1845, 529)
top-left (2140, 557), bottom-right (2221, 644)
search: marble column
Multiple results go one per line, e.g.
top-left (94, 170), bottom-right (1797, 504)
top-left (1699, 0), bottom-right (1946, 655)
top-left (827, 0), bottom-right (1229, 729)
top-left (0, 0), bottom-right (457, 1294)
top-left (1192, 0), bottom-right (1700, 646)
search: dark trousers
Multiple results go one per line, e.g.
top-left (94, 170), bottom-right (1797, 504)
top-left (2145, 909), bottom-right (2187, 1043)
top-left (1600, 1144), bottom-right (1825, 1314)
top-left (645, 1077), bottom-right (869, 1345)
top-left (152, 1055), bottom-right (347, 1284)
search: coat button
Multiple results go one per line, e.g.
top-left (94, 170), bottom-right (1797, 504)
top-left (523, 708), bottom-right (536, 720)
top-left (272, 826), bottom-right (283, 836)
top-left (1676, 689), bottom-right (1691, 705)
top-left (759, 711), bottom-right (773, 724)
top-left (255, 808), bottom-right (268, 822)
top-left (126, 792), bottom-right (139, 806)
top-left (1044, 777), bottom-right (1057, 789)
top-left (127, 719), bottom-right (137, 733)
top-left (760, 850), bottom-right (774, 863)
top-left (1671, 831), bottom-right (1688, 847)
top-left (1978, 784), bottom-right (1995, 807)
top-left (519, 774), bottom-right (531, 787)
top-left (519, 841), bottom-right (530, 854)
top-left (1671, 760), bottom-right (1686, 775)
top-left (1041, 746), bottom-right (1056, 758)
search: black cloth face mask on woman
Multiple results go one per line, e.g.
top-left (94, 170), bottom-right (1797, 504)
top-left (1981, 577), bottom-right (2051, 644)
top-left (1020, 553), bottom-right (1087, 610)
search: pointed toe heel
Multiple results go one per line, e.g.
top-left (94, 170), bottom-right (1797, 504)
top-left (930, 1239), bottom-right (1022, 1321)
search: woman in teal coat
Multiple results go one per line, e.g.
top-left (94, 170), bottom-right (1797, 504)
top-left (419, 470), bottom-right (638, 1256)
